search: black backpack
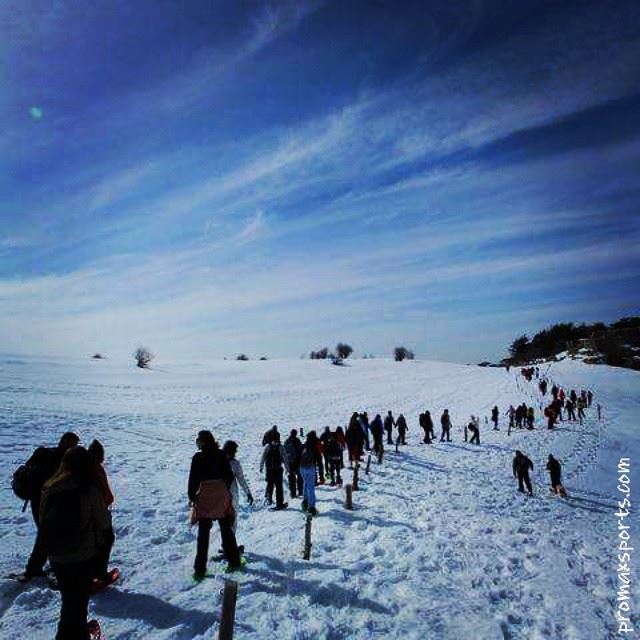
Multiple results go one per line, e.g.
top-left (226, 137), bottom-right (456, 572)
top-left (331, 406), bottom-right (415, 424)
top-left (11, 464), bottom-right (40, 502)
top-left (300, 447), bottom-right (314, 467)
top-left (265, 444), bottom-right (282, 470)
top-left (39, 488), bottom-right (88, 556)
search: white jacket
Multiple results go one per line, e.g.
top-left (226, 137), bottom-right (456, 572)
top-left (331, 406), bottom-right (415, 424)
top-left (230, 458), bottom-right (251, 508)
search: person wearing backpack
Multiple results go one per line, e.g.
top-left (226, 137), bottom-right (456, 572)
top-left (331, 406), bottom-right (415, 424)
top-left (40, 445), bottom-right (111, 640)
top-left (299, 434), bottom-right (318, 516)
top-left (283, 429), bottom-right (303, 499)
top-left (188, 431), bottom-right (241, 578)
top-left (259, 432), bottom-right (289, 509)
top-left (12, 432), bottom-right (80, 583)
top-left (383, 411), bottom-right (395, 445)
top-left (87, 439), bottom-right (116, 586)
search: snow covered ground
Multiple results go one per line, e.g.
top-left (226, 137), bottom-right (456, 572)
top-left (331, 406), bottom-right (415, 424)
top-left (0, 355), bottom-right (638, 639)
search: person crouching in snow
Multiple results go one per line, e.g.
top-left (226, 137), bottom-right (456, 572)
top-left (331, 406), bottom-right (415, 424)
top-left (260, 432), bottom-right (289, 509)
top-left (222, 440), bottom-right (253, 542)
top-left (468, 416), bottom-right (480, 444)
top-left (189, 431), bottom-right (241, 578)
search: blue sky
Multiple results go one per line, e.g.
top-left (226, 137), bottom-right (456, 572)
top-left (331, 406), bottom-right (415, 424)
top-left (2, 0), bottom-right (639, 363)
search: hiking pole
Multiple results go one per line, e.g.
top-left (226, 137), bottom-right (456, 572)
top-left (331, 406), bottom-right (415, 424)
top-left (218, 580), bottom-right (238, 640)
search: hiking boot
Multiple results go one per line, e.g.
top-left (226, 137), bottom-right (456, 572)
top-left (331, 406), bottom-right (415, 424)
top-left (301, 499), bottom-right (308, 512)
top-left (274, 502), bottom-right (288, 510)
top-left (309, 507), bottom-right (318, 516)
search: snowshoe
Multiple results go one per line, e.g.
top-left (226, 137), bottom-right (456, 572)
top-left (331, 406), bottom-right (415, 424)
top-left (90, 568), bottom-right (120, 594)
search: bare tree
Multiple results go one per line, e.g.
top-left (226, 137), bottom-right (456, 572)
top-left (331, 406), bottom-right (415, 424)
top-left (394, 346), bottom-right (414, 362)
top-left (336, 343), bottom-right (353, 359)
top-left (236, 353), bottom-right (249, 361)
top-left (134, 346), bottom-right (154, 369)
top-left (310, 347), bottom-right (330, 360)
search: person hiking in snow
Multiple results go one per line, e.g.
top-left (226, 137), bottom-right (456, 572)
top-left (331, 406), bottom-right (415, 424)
top-left (260, 432), bottom-right (289, 509)
top-left (551, 384), bottom-right (559, 401)
top-left (396, 414), bottom-right (408, 445)
top-left (439, 409), bottom-right (452, 442)
top-left (512, 450), bottom-right (534, 495)
top-left (468, 416), bottom-right (480, 445)
top-left (299, 434), bottom-right (318, 516)
top-left (526, 406), bottom-right (535, 429)
top-left (41, 445), bottom-right (112, 640)
top-left (262, 425), bottom-right (279, 446)
top-left (320, 426), bottom-right (332, 471)
top-left (491, 406), bottom-right (499, 430)
top-left (565, 398), bottom-right (576, 422)
top-left (370, 414), bottom-right (384, 453)
top-left (587, 390), bottom-right (593, 407)
top-left (576, 396), bottom-right (587, 425)
top-left (384, 411), bottom-right (395, 445)
top-left (359, 412), bottom-right (371, 451)
top-left (222, 441), bottom-right (254, 538)
top-left (87, 440), bottom-right (116, 585)
top-left (546, 454), bottom-right (564, 495)
top-left (189, 431), bottom-right (241, 577)
top-left (539, 380), bottom-right (547, 396)
top-left (507, 405), bottom-right (515, 435)
top-left (325, 432), bottom-right (343, 486)
top-left (419, 412), bottom-right (432, 444)
top-left (570, 389), bottom-right (577, 405)
top-left (544, 405), bottom-right (557, 430)
top-left (13, 431), bottom-right (80, 583)
top-left (334, 426), bottom-right (347, 468)
top-left (283, 429), bottom-right (303, 499)
top-left (346, 415), bottom-right (364, 467)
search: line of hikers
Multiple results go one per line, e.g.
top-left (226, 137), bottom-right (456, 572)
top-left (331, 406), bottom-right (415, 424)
top-left (11, 378), bottom-right (596, 638)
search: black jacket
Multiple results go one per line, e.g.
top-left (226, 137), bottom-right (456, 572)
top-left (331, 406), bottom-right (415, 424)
top-left (188, 448), bottom-right (234, 503)
top-left (513, 454), bottom-right (533, 477)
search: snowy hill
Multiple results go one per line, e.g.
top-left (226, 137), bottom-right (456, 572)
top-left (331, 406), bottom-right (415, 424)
top-left (0, 355), bottom-right (638, 639)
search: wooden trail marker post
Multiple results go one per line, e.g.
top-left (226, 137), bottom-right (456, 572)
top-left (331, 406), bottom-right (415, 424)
top-left (218, 580), bottom-right (238, 640)
top-left (303, 515), bottom-right (312, 560)
top-left (365, 454), bottom-right (371, 475)
top-left (352, 464), bottom-right (360, 491)
top-left (345, 483), bottom-right (353, 510)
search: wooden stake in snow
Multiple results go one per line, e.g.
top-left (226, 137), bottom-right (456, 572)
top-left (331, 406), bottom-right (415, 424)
top-left (353, 464), bottom-right (360, 491)
top-left (345, 483), bottom-right (353, 510)
top-left (218, 580), bottom-right (238, 640)
top-left (365, 454), bottom-right (371, 475)
top-left (303, 515), bottom-right (312, 560)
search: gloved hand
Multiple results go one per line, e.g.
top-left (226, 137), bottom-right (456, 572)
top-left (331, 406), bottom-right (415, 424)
top-left (247, 493), bottom-right (254, 506)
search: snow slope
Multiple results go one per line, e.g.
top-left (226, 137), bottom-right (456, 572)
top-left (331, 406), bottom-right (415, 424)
top-left (0, 355), bottom-right (638, 639)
